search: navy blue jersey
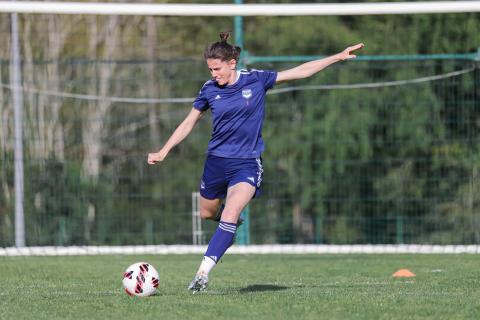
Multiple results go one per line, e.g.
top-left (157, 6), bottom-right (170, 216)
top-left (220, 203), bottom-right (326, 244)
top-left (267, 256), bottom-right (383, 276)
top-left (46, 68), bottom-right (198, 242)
top-left (193, 69), bottom-right (277, 159)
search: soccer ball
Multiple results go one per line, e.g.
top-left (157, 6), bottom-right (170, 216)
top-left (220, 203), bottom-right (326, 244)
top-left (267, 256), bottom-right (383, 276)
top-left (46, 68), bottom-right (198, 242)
top-left (122, 262), bottom-right (160, 297)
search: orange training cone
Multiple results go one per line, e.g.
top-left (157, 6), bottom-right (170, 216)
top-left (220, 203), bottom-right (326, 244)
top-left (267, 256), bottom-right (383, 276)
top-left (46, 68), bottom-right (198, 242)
top-left (392, 269), bottom-right (416, 278)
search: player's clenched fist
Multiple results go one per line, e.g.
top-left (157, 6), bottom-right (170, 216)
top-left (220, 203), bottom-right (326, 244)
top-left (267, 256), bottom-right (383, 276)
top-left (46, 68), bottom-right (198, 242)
top-left (147, 151), bottom-right (167, 165)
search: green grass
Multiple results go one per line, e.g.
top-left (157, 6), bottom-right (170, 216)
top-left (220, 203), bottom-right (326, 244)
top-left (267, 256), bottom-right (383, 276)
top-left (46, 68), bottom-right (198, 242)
top-left (1, 254), bottom-right (480, 319)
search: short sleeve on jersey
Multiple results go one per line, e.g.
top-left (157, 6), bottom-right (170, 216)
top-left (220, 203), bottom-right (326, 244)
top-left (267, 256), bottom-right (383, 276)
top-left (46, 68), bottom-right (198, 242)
top-left (193, 81), bottom-right (211, 111)
top-left (252, 69), bottom-right (278, 90)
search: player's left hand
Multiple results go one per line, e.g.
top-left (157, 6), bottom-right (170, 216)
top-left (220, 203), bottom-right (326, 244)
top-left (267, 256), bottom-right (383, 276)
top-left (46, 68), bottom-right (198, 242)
top-left (338, 43), bottom-right (364, 60)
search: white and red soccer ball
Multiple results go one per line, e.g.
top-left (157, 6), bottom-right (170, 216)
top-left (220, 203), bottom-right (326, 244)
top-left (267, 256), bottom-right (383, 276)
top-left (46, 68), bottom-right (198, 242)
top-left (122, 262), bottom-right (160, 297)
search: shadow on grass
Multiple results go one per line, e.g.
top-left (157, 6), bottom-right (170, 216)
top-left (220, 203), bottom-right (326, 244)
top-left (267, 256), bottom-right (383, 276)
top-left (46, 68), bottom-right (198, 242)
top-left (239, 284), bottom-right (289, 293)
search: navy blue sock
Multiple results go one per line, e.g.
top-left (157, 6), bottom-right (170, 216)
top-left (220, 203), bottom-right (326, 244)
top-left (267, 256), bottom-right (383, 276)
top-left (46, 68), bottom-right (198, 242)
top-left (204, 221), bottom-right (237, 263)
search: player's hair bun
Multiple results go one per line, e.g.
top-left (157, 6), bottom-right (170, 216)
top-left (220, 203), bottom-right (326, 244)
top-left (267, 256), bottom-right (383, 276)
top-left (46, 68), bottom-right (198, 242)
top-left (204, 30), bottom-right (241, 62)
top-left (219, 31), bottom-right (231, 42)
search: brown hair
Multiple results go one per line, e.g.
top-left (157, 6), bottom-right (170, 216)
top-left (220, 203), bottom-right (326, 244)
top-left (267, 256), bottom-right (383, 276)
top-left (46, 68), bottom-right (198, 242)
top-left (204, 31), bottom-right (242, 62)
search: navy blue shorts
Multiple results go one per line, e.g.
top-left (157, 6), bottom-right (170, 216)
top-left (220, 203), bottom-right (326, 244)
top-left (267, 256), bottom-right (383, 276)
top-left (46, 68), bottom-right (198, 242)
top-left (200, 155), bottom-right (264, 200)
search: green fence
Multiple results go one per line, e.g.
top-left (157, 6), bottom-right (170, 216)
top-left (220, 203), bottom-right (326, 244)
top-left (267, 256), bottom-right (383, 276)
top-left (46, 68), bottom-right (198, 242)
top-left (1, 55), bottom-right (479, 246)
top-left (1, 9), bottom-right (479, 246)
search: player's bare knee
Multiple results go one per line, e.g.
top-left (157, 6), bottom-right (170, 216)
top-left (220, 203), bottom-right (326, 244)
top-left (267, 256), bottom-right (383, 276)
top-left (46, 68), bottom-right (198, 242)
top-left (200, 209), bottom-right (216, 220)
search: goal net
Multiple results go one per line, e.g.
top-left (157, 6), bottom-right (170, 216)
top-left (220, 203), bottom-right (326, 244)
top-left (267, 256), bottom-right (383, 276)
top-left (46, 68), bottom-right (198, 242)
top-left (0, 2), bottom-right (479, 254)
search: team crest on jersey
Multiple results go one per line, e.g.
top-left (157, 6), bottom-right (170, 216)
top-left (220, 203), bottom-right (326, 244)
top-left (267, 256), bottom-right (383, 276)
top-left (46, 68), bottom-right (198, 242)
top-left (242, 89), bottom-right (252, 99)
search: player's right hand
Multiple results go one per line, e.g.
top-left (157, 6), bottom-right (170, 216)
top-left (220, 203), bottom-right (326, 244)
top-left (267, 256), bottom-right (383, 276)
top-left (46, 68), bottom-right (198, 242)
top-left (147, 151), bottom-right (166, 165)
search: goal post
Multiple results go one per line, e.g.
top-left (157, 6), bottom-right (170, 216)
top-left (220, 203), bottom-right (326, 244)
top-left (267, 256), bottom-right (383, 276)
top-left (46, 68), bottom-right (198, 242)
top-left (191, 192), bottom-right (204, 245)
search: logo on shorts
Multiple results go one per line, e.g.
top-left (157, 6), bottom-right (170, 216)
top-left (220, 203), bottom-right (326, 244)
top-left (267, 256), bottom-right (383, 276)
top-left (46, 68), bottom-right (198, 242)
top-left (201, 180), bottom-right (205, 189)
top-left (247, 177), bottom-right (255, 183)
top-left (242, 89), bottom-right (252, 99)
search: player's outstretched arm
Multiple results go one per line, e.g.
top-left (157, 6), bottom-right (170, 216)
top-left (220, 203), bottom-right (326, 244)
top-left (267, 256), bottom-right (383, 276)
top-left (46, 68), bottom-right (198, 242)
top-left (147, 108), bottom-right (204, 165)
top-left (276, 43), bottom-right (364, 84)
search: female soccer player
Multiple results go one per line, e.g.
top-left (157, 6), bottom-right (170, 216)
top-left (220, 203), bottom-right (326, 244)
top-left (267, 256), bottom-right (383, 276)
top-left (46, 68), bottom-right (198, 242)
top-left (147, 31), bottom-right (363, 292)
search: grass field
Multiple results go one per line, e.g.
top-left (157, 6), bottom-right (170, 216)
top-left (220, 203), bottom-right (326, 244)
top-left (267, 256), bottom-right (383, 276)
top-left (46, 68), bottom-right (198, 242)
top-left (1, 253), bottom-right (480, 319)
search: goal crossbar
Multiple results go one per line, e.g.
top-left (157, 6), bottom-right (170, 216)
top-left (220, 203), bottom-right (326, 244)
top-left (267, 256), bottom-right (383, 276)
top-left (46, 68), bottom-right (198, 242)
top-left (1, 1), bottom-right (480, 16)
